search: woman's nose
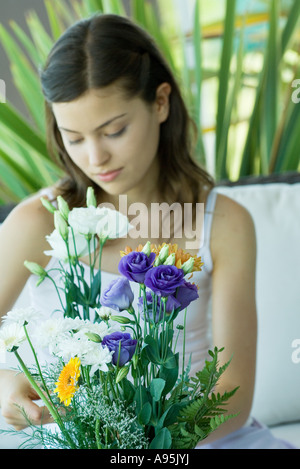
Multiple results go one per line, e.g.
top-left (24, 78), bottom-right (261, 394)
top-left (87, 139), bottom-right (111, 166)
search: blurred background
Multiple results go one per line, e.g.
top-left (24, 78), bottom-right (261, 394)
top-left (0, 0), bottom-right (299, 205)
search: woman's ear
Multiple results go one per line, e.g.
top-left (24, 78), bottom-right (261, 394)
top-left (155, 82), bottom-right (172, 123)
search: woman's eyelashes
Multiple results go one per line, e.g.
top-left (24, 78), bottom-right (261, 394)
top-left (68, 126), bottom-right (127, 145)
top-left (106, 126), bottom-right (127, 139)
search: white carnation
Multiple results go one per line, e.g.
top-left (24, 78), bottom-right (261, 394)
top-left (81, 344), bottom-right (113, 375)
top-left (32, 318), bottom-right (70, 350)
top-left (3, 306), bottom-right (40, 326)
top-left (0, 323), bottom-right (26, 351)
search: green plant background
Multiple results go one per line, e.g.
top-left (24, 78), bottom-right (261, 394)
top-left (0, 0), bottom-right (299, 205)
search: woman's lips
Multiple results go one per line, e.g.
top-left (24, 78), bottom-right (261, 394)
top-left (96, 168), bottom-right (123, 182)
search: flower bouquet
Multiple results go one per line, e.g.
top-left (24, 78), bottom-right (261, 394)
top-left (0, 188), bottom-right (238, 449)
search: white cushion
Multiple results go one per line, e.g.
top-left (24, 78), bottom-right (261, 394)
top-left (270, 422), bottom-right (300, 449)
top-left (216, 183), bottom-right (300, 426)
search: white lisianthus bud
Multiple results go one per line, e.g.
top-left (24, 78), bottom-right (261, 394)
top-left (57, 196), bottom-right (70, 221)
top-left (24, 260), bottom-right (47, 277)
top-left (40, 197), bottom-right (56, 214)
top-left (181, 257), bottom-right (195, 274)
top-left (86, 187), bottom-right (97, 208)
top-left (85, 332), bottom-right (102, 343)
top-left (54, 211), bottom-right (69, 240)
top-left (110, 315), bottom-right (132, 324)
top-left (116, 366), bottom-right (129, 383)
top-left (163, 253), bottom-right (176, 266)
top-left (154, 244), bottom-right (169, 266)
top-left (141, 241), bottom-right (151, 257)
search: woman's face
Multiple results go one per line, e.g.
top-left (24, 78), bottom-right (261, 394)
top-left (52, 84), bottom-right (170, 204)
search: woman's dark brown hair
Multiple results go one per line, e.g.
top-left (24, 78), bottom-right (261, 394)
top-left (41, 13), bottom-right (214, 208)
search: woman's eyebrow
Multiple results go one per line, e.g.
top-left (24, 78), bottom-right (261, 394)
top-left (58, 113), bottom-right (127, 134)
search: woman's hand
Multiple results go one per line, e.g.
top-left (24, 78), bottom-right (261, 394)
top-left (0, 369), bottom-right (53, 431)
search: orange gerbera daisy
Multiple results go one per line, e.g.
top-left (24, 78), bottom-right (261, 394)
top-left (54, 357), bottom-right (81, 406)
top-left (120, 243), bottom-right (204, 272)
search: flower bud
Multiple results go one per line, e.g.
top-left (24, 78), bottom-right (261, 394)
top-left (110, 315), bottom-right (132, 324)
top-left (96, 306), bottom-right (112, 320)
top-left (163, 253), bottom-right (176, 266)
top-left (85, 332), bottom-right (102, 343)
top-left (115, 366), bottom-right (129, 383)
top-left (181, 257), bottom-right (195, 274)
top-left (86, 187), bottom-right (97, 208)
top-left (54, 211), bottom-right (69, 240)
top-left (141, 241), bottom-right (151, 257)
top-left (40, 197), bottom-right (56, 214)
top-left (57, 196), bottom-right (70, 221)
top-left (154, 244), bottom-right (169, 266)
top-left (24, 260), bottom-right (47, 277)
top-left (132, 353), bottom-right (139, 369)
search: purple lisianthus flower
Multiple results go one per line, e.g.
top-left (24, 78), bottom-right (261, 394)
top-left (100, 277), bottom-right (134, 312)
top-left (102, 332), bottom-right (137, 367)
top-left (138, 292), bottom-right (181, 323)
top-left (144, 265), bottom-right (185, 296)
top-left (175, 280), bottom-right (199, 310)
top-left (118, 251), bottom-right (156, 283)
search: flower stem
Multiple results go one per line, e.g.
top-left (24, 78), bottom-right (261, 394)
top-left (13, 350), bottom-right (77, 449)
top-left (180, 307), bottom-right (188, 392)
top-left (95, 418), bottom-right (102, 449)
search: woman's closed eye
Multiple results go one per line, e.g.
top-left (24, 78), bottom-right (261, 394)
top-left (68, 126), bottom-right (127, 145)
top-left (69, 138), bottom-right (84, 145)
top-left (106, 126), bottom-right (127, 138)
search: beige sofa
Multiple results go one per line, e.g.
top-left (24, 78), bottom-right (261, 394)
top-left (216, 172), bottom-right (300, 448)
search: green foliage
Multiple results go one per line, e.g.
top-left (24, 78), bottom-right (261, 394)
top-left (0, 0), bottom-right (299, 205)
top-left (167, 347), bottom-right (239, 449)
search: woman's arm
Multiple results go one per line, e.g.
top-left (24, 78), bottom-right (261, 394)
top-left (0, 194), bottom-right (54, 318)
top-left (198, 193), bottom-right (257, 445)
top-left (0, 193), bottom-right (54, 430)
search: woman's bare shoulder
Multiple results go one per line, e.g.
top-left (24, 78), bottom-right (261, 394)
top-left (0, 188), bottom-right (56, 264)
top-left (0, 189), bottom-right (57, 315)
top-left (5, 188), bottom-right (55, 224)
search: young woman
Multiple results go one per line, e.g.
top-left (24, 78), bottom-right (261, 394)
top-left (0, 14), bottom-right (294, 449)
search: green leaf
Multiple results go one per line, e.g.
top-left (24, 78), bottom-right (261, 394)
top-left (90, 270), bottom-right (101, 304)
top-left (8, 20), bottom-right (41, 65)
top-left (156, 402), bottom-right (183, 433)
top-left (142, 335), bottom-right (161, 364)
top-left (260, 0), bottom-right (279, 173)
top-left (138, 402), bottom-right (152, 425)
top-left (149, 378), bottom-right (166, 402)
top-left (149, 427), bottom-right (172, 450)
top-left (26, 11), bottom-right (54, 63)
top-left (120, 378), bottom-right (136, 405)
top-left (134, 385), bottom-right (151, 416)
top-left (158, 354), bottom-right (179, 395)
top-left (215, 0), bottom-right (236, 179)
top-left (44, 0), bottom-right (67, 41)
top-left (0, 101), bottom-right (48, 158)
